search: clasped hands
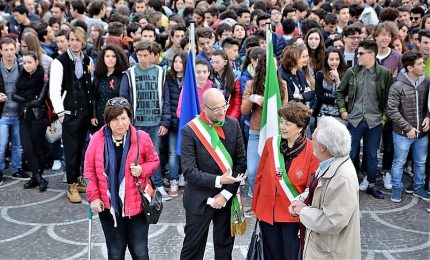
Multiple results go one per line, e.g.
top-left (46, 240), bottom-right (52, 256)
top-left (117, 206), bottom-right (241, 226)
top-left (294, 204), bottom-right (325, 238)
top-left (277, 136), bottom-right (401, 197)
top-left (288, 200), bottom-right (307, 217)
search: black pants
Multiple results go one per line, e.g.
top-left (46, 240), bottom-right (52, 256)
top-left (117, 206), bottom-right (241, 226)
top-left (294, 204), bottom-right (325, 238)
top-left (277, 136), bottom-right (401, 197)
top-left (62, 114), bottom-right (89, 184)
top-left (260, 221), bottom-right (300, 260)
top-left (180, 206), bottom-right (234, 260)
top-left (382, 122), bottom-right (394, 171)
top-left (19, 118), bottom-right (47, 173)
top-left (99, 211), bottom-right (149, 260)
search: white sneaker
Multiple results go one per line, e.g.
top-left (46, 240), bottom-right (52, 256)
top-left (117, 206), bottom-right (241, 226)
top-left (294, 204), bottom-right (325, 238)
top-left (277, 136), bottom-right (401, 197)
top-left (52, 160), bottom-right (62, 171)
top-left (383, 172), bottom-right (392, 190)
top-left (168, 180), bottom-right (179, 197)
top-left (359, 176), bottom-right (369, 191)
top-left (178, 174), bottom-right (186, 187)
top-left (62, 173), bottom-right (67, 183)
top-left (157, 186), bottom-right (171, 201)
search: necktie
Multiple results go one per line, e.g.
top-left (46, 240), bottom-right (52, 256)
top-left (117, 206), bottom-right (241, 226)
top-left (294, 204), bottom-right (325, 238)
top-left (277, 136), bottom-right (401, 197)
top-left (75, 57), bottom-right (83, 79)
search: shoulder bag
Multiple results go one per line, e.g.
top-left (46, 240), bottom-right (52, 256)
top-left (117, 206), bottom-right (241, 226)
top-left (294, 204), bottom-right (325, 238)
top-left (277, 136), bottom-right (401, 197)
top-left (134, 130), bottom-right (163, 224)
top-left (246, 219), bottom-right (264, 260)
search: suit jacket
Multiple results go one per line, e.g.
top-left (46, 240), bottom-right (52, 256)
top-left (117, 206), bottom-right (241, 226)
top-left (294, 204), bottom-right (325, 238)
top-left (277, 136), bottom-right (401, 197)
top-left (180, 117), bottom-right (247, 216)
top-left (301, 156), bottom-right (361, 260)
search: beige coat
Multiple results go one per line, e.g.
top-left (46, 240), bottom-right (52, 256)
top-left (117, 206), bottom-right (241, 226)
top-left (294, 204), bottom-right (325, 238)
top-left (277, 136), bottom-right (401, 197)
top-left (301, 156), bottom-right (361, 260)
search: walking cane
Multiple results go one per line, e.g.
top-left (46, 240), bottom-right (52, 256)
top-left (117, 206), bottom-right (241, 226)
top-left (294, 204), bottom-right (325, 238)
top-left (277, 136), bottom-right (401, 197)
top-left (84, 179), bottom-right (92, 260)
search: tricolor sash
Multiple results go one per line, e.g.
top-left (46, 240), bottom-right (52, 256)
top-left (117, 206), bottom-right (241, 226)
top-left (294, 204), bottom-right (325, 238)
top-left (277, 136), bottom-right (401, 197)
top-left (272, 135), bottom-right (299, 202)
top-left (188, 116), bottom-right (247, 236)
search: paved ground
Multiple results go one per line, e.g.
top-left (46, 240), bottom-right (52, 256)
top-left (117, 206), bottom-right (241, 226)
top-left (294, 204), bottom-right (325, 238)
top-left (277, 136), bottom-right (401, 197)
top-left (0, 167), bottom-right (429, 260)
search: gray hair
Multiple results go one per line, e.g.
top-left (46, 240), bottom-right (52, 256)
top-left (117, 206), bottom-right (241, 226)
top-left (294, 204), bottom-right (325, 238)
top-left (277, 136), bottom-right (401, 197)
top-left (316, 117), bottom-right (351, 157)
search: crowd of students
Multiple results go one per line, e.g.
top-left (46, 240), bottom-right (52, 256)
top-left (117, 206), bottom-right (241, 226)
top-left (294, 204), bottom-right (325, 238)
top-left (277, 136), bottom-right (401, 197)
top-left (0, 0), bottom-right (429, 251)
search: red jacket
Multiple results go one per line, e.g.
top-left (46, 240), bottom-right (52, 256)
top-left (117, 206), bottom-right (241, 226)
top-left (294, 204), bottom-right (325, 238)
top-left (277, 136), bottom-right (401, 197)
top-left (226, 79), bottom-right (242, 119)
top-left (251, 138), bottom-right (319, 224)
top-left (84, 125), bottom-right (160, 217)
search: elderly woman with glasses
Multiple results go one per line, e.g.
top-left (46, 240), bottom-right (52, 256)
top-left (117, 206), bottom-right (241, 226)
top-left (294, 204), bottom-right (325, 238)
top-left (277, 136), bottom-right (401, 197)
top-left (84, 97), bottom-right (160, 260)
top-left (251, 102), bottom-right (319, 260)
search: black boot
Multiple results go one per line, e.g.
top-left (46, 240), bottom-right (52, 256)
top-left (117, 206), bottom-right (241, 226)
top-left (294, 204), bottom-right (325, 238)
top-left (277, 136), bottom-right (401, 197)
top-left (37, 171), bottom-right (49, 192)
top-left (24, 172), bottom-right (40, 189)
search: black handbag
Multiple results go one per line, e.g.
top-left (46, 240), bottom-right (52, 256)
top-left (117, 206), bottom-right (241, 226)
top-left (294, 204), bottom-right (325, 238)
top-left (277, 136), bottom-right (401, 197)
top-left (134, 130), bottom-right (163, 224)
top-left (246, 219), bottom-right (264, 260)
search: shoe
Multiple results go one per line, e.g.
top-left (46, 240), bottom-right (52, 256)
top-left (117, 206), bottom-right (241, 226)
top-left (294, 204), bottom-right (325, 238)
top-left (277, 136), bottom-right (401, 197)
top-left (366, 186), bottom-right (384, 199)
top-left (383, 172), bottom-right (392, 190)
top-left (413, 188), bottom-right (430, 201)
top-left (76, 177), bottom-right (86, 193)
top-left (67, 184), bottom-right (82, 203)
top-left (23, 177), bottom-right (39, 189)
top-left (163, 178), bottom-right (170, 189)
top-left (37, 171), bottom-right (48, 192)
top-left (157, 186), bottom-right (171, 201)
top-left (390, 188), bottom-right (402, 203)
top-left (427, 202), bottom-right (430, 213)
top-left (359, 176), bottom-right (369, 191)
top-left (0, 171), bottom-right (3, 186)
top-left (51, 160), bottom-right (62, 171)
top-left (244, 209), bottom-right (254, 218)
top-left (178, 174), bottom-right (186, 187)
top-left (168, 180), bottom-right (179, 197)
top-left (62, 173), bottom-right (67, 183)
top-left (12, 169), bottom-right (31, 180)
top-left (405, 183), bottom-right (414, 194)
top-left (404, 166), bottom-right (413, 177)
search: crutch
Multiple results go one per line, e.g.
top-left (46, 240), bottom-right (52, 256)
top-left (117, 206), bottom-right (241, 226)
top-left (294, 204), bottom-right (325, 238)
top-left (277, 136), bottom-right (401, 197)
top-left (84, 179), bottom-right (93, 260)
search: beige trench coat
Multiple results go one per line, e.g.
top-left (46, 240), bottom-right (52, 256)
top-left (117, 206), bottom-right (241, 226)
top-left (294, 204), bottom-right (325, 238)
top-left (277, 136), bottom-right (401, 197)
top-left (300, 156), bottom-right (361, 260)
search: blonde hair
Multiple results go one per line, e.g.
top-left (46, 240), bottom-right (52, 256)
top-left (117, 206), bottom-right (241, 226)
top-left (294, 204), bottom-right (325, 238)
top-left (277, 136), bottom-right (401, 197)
top-left (70, 26), bottom-right (87, 49)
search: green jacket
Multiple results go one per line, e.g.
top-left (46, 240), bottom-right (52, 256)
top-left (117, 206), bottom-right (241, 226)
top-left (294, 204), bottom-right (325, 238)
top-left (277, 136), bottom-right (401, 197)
top-left (336, 63), bottom-right (392, 123)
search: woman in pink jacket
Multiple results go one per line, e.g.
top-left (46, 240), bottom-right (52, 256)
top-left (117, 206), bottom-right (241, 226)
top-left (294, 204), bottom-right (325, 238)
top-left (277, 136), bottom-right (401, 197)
top-left (84, 97), bottom-right (159, 260)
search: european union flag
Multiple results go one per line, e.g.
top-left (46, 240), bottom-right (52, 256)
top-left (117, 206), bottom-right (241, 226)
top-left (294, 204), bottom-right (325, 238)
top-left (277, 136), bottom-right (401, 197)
top-left (176, 51), bottom-right (200, 155)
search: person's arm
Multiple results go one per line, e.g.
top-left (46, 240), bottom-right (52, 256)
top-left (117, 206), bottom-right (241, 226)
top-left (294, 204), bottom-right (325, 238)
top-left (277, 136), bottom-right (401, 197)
top-left (251, 139), bottom-right (270, 212)
top-left (226, 80), bottom-right (242, 119)
top-left (49, 59), bottom-right (65, 115)
top-left (241, 80), bottom-right (254, 115)
top-left (299, 174), bottom-right (358, 235)
top-left (387, 82), bottom-right (412, 133)
top-left (160, 79), bottom-right (171, 128)
top-left (336, 69), bottom-right (352, 113)
top-left (119, 73), bottom-right (131, 102)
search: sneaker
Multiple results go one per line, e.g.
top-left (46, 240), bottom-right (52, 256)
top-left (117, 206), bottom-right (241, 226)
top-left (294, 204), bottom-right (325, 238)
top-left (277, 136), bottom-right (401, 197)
top-left (178, 174), bottom-right (186, 187)
top-left (366, 186), bottom-right (384, 199)
top-left (427, 202), bottom-right (430, 213)
top-left (157, 186), bottom-right (171, 201)
top-left (62, 173), bottom-right (67, 183)
top-left (51, 160), bottom-right (62, 171)
top-left (405, 166), bottom-right (413, 177)
top-left (383, 172), bottom-right (392, 190)
top-left (168, 180), bottom-right (179, 197)
top-left (391, 188), bottom-right (402, 203)
top-left (67, 183), bottom-right (82, 203)
top-left (413, 188), bottom-right (430, 201)
top-left (11, 169), bottom-right (31, 180)
top-left (163, 178), bottom-right (170, 189)
top-left (359, 176), bottom-right (369, 191)
top-left (405, 183), bottom-right (414, 194)
top-left (244, 209), bottom-right (254, 218)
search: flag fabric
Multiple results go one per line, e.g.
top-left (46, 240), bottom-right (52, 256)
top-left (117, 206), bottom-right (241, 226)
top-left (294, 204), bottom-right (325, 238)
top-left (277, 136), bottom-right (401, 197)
top-left (176, 51), bottom-right (201, 155)
top-left (258, 41), bottom-right (282, 155)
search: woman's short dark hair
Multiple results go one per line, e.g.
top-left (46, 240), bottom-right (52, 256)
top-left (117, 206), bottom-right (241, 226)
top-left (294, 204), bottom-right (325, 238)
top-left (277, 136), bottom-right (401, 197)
top-left (278, 102), bottom-right (311, 130)
top-left (104, 98), bottom-right (133, 125)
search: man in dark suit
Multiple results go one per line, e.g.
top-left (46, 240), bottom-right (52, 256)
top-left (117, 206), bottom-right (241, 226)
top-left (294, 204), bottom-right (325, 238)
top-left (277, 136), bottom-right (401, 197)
top-left (180, 89), bottom-right (247, 260)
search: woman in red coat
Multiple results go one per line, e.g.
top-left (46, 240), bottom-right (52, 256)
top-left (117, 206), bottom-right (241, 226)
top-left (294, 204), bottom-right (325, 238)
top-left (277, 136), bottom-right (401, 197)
top-left (251, 102), bottom-right (319, 260)
top-left (84, 97), bottom-right (159, 260)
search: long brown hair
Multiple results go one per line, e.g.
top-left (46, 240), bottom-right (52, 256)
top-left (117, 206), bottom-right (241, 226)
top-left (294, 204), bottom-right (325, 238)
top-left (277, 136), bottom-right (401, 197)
top-left (212, 49), bottom-right (235, 95)
top-left (251, 56), bottom-right (285, 99)
top-left (304, 28), bottom-right (325, 72)
top-left (322, 47), bottom-right (347, 83)
top-left (95, 45), bottom-right (130, 77)
top-left (22, 33), bottom-right (43, 62)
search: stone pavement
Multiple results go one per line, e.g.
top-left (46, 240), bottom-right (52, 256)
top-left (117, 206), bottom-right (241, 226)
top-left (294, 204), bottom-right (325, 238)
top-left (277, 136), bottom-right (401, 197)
top-left (0, 168), bottom-right (429, 260)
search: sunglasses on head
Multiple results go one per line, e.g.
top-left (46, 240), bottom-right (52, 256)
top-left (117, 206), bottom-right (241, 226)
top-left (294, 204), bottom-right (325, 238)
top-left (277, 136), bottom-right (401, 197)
top-left (107, 97), bottom-right (129, 107)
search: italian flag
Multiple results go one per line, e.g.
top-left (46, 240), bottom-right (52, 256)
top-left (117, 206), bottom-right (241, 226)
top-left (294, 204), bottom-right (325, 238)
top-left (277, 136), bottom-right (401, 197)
top-left (258, 41), bottom-right (282, 155)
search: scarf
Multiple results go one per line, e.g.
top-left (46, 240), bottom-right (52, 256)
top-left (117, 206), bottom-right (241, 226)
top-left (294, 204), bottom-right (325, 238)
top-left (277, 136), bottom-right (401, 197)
top-left (280, 133), bottom-right (307, 172)
top-left (199, 111), bottom-right (225, 140)
top-left (104, 127), bottom-right (131, 224)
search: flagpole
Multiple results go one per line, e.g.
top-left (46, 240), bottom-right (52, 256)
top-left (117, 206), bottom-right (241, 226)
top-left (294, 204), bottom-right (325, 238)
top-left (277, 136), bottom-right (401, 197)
top-left (266, 21), bottom-right (272, 64)
top-left (189, 20), bottom-right (196, 65)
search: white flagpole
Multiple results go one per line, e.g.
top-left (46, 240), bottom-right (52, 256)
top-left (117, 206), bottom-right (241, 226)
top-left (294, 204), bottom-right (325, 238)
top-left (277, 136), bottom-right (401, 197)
top-left (266, 21), bottom-right (272, 65)
top-left (189, 20), bottom-right (196, 65)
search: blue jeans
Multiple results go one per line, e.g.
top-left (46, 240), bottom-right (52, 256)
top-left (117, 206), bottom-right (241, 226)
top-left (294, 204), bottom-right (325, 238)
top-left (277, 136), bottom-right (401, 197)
top-left (99, 211), bottom-right (149, 260)
top-left (137, 126), bottom-right (162, 187)
top-left (168, 130), bottom-right (179, 180)
top-left (0, 116), bottom-right (22, 172)
top-left (348, 120), bottom-right (383, 184)
top-left (391, 132), bottom-right (428, 191)
top-left (247, 134), bottom-right (261, 196)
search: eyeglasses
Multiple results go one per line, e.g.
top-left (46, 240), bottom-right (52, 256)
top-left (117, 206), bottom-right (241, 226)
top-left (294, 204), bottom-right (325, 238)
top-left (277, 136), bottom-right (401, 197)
top-left (203, 102), bottom-right (229, 113)
top-left (347, 36), bottom-right (362, 41)
top-left (410, 17), bottom-right (421, 21)
top-left (107, 97), bottom-right (129, 107)
top-left (357, 51), bottom-right (372, 56)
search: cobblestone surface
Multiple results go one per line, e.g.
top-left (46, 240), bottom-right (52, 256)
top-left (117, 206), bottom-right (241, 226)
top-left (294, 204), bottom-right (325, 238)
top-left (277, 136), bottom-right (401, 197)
top-left (0, 169), bottom-right (429, 259)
